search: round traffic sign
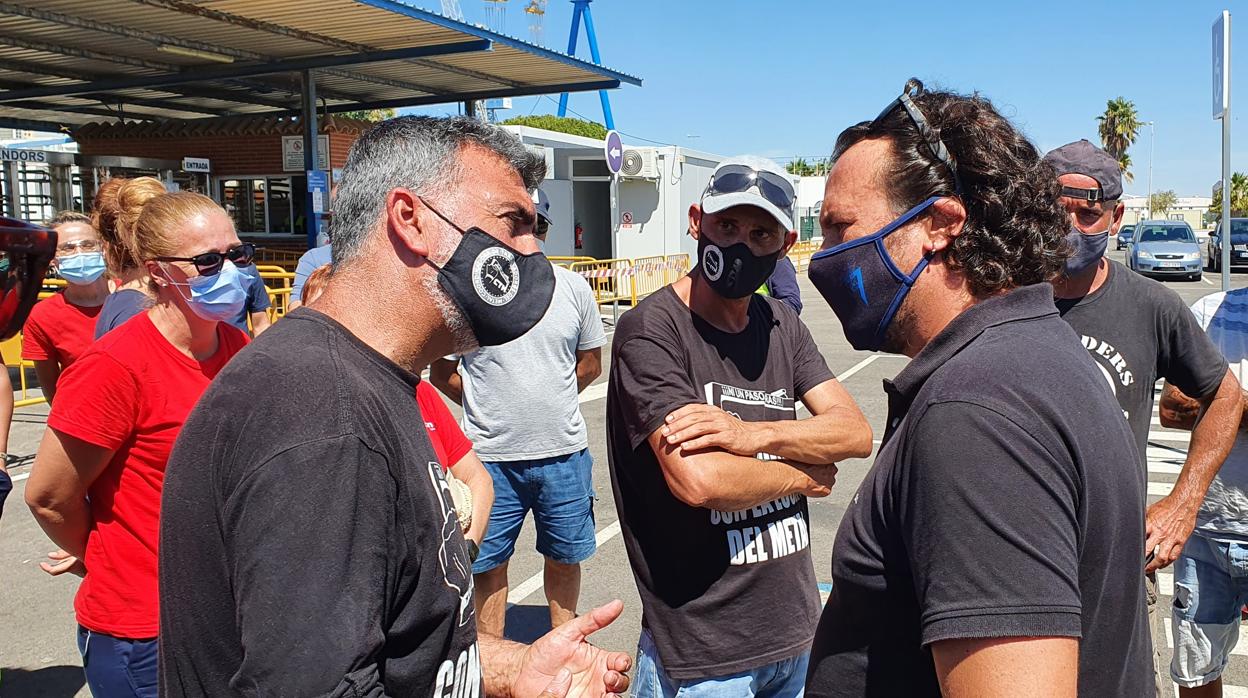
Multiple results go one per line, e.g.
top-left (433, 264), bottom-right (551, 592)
top-left (604, 130), bottom-right (623, 175)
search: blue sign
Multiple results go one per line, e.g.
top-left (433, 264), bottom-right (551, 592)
top-left (604, 130), bottom-right (623, 175)
top-left (1214, 11), bottom-right (1230, 119)
top-left (307, 170), bottom-right (329, 214)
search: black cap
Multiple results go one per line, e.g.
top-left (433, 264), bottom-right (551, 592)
top-left (1043, 139), bottom-right (1123, 201)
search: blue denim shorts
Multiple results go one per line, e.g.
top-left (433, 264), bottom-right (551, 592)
top-left (472, 448), bottom-right (596, 574)
top-left (633, 628), bottom-right (808, 697)
top-left (1170, 534), bottom-right (1248, 688)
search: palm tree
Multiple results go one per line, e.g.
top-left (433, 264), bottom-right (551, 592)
top-left (1118, 152), bottom-right (1134, 185)
top-left (1097, 97), bottom-right (1141, 183)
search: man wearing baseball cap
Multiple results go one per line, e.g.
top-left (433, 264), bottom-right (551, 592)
top-left (605, 156), bottom-right (871, 696)
top-left (1047, 139), bottom-right (1242, 696)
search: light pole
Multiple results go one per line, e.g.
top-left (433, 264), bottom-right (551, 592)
top-left (1145, 120), bottom-right (1155, 220)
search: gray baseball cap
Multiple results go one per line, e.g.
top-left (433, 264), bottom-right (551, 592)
top-left (1043, 139), bottom-right (1123, 201)
top-left (532, 187), bottom-right (551, 224)
top-left (701, 155), bottom-right (796, 231)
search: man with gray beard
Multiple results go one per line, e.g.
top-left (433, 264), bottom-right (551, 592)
top-left (157, 116), bottom-right (631, 698)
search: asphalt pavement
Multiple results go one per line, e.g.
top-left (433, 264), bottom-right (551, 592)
top-left (2, 247), bottom-right (1247, 697)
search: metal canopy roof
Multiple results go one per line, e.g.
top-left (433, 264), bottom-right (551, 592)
top-left (0, 0), bottom-right (641, 131)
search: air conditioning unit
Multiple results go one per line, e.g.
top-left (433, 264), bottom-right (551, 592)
top-left (620, 148), bottom-right (660, 179)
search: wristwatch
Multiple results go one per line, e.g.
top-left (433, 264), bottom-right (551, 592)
top-left (467, 539), bottom-right (480, 563)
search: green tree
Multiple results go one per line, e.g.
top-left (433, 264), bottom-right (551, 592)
top-left (785, 157), bottom-right (828, 177)
top-left (1210, 172), bottom-right (1248, 218)
top-left (499, 115), bottom-right (607, 140)
top-left (336, 108), bottom-right (397, 122)
top-left (1149, 190), bottom-right (1178, 217)
top-left (1097, 97), bottom-right (1141, 184)
top-left (786, 158), bottom-right (811, 176)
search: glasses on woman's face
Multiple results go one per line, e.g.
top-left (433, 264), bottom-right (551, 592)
top-left (154, 242), bottom-right (255, 277)
top-left (55, 239), bottom-right (102, 257)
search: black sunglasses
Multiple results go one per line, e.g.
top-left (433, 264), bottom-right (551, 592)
top-left (705, 164), bottom-right (796, 212)
top-left (875, 79), bottom-right (964, 195)
top-left (0, 217), bottom-right (58, 340)
top-left (535, 217), bottom-right (550, 237)
top-left (154, 242), bottom-right (255, 276)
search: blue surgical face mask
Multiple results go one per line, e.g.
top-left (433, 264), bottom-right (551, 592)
top-left (1063, 226), bottom-right (1109, 277)
top-left (161, 259), bottom-right (248, 323)
top-left (58, 252), bottom-right (107, 286)
top-left (808, 197), bottom-right (939, 351)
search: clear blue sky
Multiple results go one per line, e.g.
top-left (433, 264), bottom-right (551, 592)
top-left (407, 0), bottom-right (1245, 197)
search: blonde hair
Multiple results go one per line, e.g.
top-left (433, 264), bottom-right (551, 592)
top-left (45, 210), bottom-right (91, 228)
top-left (301, 264), bottom-right (332, 304)
top-left (92, 176), bottom-right (166, 273)
top-left (131, 191), bottom-right (227, 266)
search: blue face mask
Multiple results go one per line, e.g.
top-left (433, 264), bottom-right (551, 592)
top-left (58, 252), bottom-right (107, 286)
top-left (162, 259), bottom-right (248, 323)
top-left (808, 197), bottom-right (939, 351)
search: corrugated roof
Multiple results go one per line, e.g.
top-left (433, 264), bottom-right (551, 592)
top-left (0, 0), bottom-right (640, 130)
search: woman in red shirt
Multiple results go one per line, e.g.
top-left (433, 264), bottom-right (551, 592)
top-left (301, 265), bottom-right (493, 547)
top-left (21, 211), bottom-right (111, 402)
top-left (25, 192), bottom-right (252, 698)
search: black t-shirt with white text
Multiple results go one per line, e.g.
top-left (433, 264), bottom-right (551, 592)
top-left (607, 286), bottom-right (835, 680)
top-left (159, 309), bottom-right (481, 697)
top-left (1057, 260), bottom-right (1227, 464)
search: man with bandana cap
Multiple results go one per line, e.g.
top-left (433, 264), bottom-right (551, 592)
top-left (606, 155), bottom-right (872, 697)
top-left (1047, 139), bottom-right (1243, 696)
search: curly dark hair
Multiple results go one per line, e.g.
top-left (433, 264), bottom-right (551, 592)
top-left (831, 79), bottom-right (1068, 297)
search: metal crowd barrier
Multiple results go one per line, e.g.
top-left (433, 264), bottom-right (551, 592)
top-left (632, 255), bottom-right (668, 300)
top-left (789, 241), bottom-right (818, 273)
top-left (0, 333), bottom-right (46, 408)
top-left (549, 256), bottom-right (595, 269)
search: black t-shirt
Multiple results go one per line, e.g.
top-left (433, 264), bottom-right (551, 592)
top-left (1057, 260), bottom-right (1227, 462)
top-left (807, 284), bottom-right (1151, 697)
top-left (159, 309), bottom-right (481, 697)
top-left (607, 286), bottom-right (835, 680)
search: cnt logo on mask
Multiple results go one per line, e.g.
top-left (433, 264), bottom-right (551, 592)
top-left (471, 247), bottom-right (519, 307)
top-left (703, 244), bottom-right (724, 281)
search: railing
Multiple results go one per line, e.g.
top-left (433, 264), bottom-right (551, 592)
top-left (789, 241), bottom-right (819, 273)
top-left (549, 256), bottom-right (595, 269)
top-left (1, 333), bottom-right (47, 408)
top-left (258, 267), bottom-right (296, 319)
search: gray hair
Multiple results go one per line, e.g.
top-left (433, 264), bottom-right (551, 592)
top-left (332, 115), bottom-right (546, 265)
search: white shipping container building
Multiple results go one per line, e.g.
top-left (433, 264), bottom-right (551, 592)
top-left (502, 125), bottom-right (728, 261)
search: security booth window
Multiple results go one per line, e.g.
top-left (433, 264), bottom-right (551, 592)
top-left (220, 176), bottom-right (297, 235)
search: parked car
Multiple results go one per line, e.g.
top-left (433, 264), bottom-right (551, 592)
top-left (1206, 218), bottom-right (1248, 273)
top-left (1116, 224), bottom-right (1135, 250)
top-left (1127, 220), bottom-right (1202, 281)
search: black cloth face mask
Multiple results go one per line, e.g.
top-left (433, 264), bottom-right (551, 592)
top-left (422, 199), bottom-right (556, 347)
top-left (696, 234), bottom-right (781, 299)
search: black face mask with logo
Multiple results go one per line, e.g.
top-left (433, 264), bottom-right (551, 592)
top-left (423, 200), bottom-right (556, 347)
top-left (697, 234), bottom-right (780, 299)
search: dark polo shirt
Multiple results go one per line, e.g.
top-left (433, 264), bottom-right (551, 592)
top-left (806, 283), bottom-right (1151, 697)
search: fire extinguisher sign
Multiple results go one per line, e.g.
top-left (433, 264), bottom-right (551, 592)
top-left (575, 222), bottom-right (584, 249)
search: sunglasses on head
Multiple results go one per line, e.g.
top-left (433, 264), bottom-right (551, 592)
top-left (875, 79), bottom-right (964, 196)
top-left (705, 164), bottom-right (797, 212)
top-left (0, 217), bottom-right (57, 340)
top-left (154, 242), bottom-right (255, 276)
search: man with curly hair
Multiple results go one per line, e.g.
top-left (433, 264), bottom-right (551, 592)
top-left (804, 81), bottom-right (1152, 696)
top-left (1047, 139), bottom-right (1242, 697)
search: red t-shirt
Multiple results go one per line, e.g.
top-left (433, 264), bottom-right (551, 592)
top-left (47, 312), bottom-right (249, 638)
top-left (416, 381), bottom-right (472, 471)
top-left (21, 292), bottom-right (104, 367)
